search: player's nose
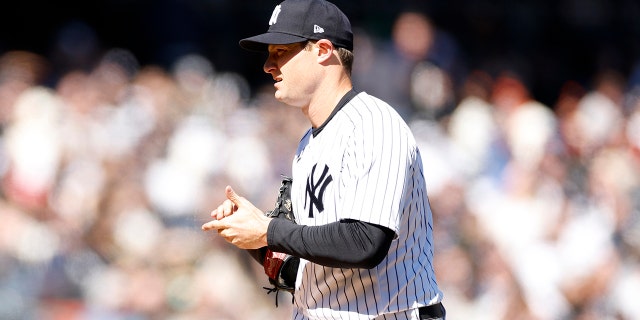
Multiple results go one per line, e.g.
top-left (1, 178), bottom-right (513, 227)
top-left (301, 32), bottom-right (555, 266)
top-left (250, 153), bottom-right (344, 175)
top-left (263, 56), bottom-right (277, 75)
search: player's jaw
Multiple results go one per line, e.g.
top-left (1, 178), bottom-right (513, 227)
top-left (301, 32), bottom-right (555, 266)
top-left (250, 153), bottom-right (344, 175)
top-left (266, 67), bottom-right (303, 107)
top-left (273, 76), bottom-right (308, 108)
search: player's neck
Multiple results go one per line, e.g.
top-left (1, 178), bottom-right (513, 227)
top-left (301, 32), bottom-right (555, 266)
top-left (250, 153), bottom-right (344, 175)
top-left (305, 75), bottom-right (352, 128)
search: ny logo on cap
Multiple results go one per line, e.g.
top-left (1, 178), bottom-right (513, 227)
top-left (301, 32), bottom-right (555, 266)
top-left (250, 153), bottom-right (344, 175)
top-left (269, 5), bottom-right (282, 25)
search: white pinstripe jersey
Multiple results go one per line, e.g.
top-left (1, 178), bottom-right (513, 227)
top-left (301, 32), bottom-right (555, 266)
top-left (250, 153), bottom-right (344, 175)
top-left (289, 91), bottom-right (443, 320)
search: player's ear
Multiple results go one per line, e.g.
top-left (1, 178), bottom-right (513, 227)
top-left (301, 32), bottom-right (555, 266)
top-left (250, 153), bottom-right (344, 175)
top-left (315, 39), bottom-right (335, 62)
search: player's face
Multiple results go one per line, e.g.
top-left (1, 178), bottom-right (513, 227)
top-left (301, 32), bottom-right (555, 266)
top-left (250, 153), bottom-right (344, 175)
top-left (264, 42), bottom-right (317, 108)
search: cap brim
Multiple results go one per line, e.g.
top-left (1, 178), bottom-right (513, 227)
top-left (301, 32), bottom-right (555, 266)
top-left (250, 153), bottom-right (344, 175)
top-left (239, 32), bottom-right (309, 52)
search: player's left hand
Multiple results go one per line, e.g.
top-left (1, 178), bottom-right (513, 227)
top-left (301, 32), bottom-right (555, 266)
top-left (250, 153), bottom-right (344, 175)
top-left (202, 186), bottom-right (272, 249)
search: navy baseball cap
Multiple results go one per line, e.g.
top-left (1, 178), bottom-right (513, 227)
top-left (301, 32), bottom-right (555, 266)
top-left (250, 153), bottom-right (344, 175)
top-left (239, 0), bottom-right (353, 52)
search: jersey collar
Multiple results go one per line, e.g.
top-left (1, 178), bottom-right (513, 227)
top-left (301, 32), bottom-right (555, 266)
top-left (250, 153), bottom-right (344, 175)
top-left (312, 89), bottom-right (358, 137)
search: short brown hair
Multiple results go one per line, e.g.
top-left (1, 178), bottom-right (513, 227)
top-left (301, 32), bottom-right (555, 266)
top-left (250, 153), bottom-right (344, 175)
top-left (336, 47), bottom-right (353, 76)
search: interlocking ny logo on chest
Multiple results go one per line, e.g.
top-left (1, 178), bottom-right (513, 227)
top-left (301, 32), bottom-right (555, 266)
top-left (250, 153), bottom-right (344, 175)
top-left (305, 164), bottom-right (333, 218)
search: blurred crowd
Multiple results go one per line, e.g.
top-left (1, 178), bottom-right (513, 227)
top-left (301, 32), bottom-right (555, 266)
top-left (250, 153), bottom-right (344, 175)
top-left (1, 7), bottom-right (640, 320)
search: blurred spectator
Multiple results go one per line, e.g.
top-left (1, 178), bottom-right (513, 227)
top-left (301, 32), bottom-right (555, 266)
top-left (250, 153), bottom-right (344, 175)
top-left (353, 10), bottom-right (463, 120)
top-left (3, 87), bottom-right (63, 213)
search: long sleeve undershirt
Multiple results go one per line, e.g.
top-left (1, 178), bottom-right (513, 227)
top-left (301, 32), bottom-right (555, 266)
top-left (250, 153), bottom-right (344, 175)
top-left (265, 218), bottom-right (395, 269)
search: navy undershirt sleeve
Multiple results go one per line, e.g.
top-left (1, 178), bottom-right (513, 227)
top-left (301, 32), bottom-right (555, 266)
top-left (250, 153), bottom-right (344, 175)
top-left (267, 218), bottom-right (395, 269)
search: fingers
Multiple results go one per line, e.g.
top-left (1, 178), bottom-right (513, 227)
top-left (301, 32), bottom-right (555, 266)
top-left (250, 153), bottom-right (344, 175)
top-left (201, 219), bottom-right (224, 231)
top-left (211, 199), bottom-right (236, 220)
top-left (202, 219), bottom-right (235, 246)
top-left (209, 186), bottom-right (242, 220)
top-left (203, 185), bottom-right (244, 232)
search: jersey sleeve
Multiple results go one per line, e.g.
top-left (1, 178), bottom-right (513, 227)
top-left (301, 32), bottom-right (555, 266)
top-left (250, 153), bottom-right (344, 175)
top-left (338, 97), bottom-right (415, 233)
top-left (267, 218), bottom-right (394, 268)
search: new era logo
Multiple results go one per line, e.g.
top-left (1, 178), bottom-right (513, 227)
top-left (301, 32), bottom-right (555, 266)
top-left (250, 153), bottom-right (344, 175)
top-left (314, 25), bottom-right (324, 33)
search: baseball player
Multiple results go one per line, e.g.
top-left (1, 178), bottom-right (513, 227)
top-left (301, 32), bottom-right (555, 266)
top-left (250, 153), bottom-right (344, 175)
top-left (202, 0), bottom-right (445, 319)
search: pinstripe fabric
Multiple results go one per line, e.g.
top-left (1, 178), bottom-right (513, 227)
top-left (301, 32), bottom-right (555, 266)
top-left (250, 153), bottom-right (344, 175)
top-left (290, 92), bottom-right (443, 319)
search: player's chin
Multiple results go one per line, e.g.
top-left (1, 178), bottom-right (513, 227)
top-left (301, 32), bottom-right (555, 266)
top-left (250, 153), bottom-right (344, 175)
top-left (274, 89), bottom-right (286, 102)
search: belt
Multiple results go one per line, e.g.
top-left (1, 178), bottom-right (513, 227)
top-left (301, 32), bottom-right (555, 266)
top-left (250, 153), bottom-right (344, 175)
top-left (418, 302), bottom-right (446, 319)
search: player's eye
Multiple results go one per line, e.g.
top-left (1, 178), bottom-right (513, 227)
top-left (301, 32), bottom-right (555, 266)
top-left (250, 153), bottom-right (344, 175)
top-left (268, 47), bottom-right (285, 58)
